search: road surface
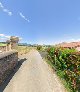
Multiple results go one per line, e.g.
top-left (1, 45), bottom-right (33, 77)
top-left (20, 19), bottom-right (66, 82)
top-left (4, 50), bottom-right (67, 92)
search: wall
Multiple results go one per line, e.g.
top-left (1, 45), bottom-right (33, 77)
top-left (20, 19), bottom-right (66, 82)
top-left (0, 51), bottom-right (18, 85)
top-left (11, 42), bottom-right (18, 50)
top-left (0, 46), bottom-right (6, 52)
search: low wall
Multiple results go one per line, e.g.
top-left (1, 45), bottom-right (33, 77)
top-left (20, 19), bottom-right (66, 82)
top-left (0, 51), bottom-right (18, 85)
top-left (0, 46), bottom-right (6, 52)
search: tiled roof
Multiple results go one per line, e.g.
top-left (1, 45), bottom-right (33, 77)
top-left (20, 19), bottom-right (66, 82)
top-left (57, 42), bottom-right (80, 48)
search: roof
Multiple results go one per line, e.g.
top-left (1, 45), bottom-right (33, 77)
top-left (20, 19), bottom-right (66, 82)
top-left (57, 42), bottom-right (80, 48)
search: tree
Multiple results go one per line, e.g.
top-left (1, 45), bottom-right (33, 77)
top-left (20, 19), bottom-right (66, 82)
top-left (37, 45), bottom-right (42, 50)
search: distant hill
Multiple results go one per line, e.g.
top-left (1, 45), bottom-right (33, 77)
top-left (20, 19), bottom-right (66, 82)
top-left (18, 43), bottom-right (32, 46)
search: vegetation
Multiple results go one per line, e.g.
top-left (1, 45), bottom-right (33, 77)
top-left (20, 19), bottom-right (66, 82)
top-left (47, 47), bottom-right (80, 92)
top-left (0, 43), bottom-right (6, 46)
top-left (16, 46), bottom-right (36, 55)
top-left (37, 45), bottom-right (42, 50)
top-left (16, 46), bottom-right (29, 55)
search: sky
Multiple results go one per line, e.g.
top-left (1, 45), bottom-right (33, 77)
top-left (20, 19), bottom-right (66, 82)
top-left (0, 0), bottom-right (80, 45)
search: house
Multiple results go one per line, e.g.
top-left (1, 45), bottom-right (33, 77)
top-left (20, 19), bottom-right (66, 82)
top-left (57, 42), bottom-right (80, 51)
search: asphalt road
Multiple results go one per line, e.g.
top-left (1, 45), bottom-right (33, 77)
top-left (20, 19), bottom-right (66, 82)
top-left (3, 50), bottom-right (67, 92)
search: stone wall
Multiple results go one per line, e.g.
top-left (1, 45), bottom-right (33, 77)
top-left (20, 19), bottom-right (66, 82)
top-left (0, 46), bottom-right (6, 52)
top-left (0, 51), bottom-right (18, 85)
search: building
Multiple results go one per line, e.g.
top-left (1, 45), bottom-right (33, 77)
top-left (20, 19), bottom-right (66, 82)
top-left (57, 42), bottom-right (80, 51)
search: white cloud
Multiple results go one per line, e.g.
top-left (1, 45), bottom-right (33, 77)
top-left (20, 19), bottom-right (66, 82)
top-left (68, 38), bottom-right (80, 42)
top-left (5, 36), bottom-right (10, 39)
top-left (36, 40), bottom-right (54, 45)
top-left (37, 38), bottom-right (80, 45)
top-left (19, 37), bottom-right (23, 40)
top-left (0, 37), bottom-right (6, 40)
top-left (0, 2), bottom-right (12, 16)
top-left (3, 9), bottom-right (12, 16)
top-left (0, 34), bottom-right (10, 41)
top-left (0, 34), bottom-right (10, 39)
top-left (19, 12), bottom-right (30, 22)
top-left (0, 34), bottom-right (5, 37)
top-left (0, 34), bottom-right (23, 42)
top-left (0, 2), bottom-right (4, 8)
top-left (0, 2), bottom-right (31, 21)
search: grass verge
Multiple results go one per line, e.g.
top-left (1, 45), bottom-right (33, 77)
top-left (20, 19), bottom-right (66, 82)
top-left (45, 59), bottom-right (73, 92)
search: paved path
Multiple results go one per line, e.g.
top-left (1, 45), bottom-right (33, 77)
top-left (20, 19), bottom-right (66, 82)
top-left (4, 50), bottom-right (67, 92)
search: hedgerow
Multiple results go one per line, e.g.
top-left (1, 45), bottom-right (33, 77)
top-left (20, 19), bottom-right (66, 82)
top-left (47, 47), bottom-right (80, 92)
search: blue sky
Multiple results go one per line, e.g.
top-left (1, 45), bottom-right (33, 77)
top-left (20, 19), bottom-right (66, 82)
top-left (0, 0), bottom-right (80, 45)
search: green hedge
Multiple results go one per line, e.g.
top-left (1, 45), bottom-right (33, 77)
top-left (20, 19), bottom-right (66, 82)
top-left (47, 47), bottom-right (80, 92)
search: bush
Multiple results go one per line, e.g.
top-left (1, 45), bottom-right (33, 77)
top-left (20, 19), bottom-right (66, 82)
top-left (37, 45), bottom-right (42, 50)
top-left (47, 47), bottom-right (80, 92)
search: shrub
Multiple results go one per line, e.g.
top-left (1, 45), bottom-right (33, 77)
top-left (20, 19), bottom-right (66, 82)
top-left (47, 47), bottom-right (80, 92)
top-left (37, 45), bottom-right (42, 50)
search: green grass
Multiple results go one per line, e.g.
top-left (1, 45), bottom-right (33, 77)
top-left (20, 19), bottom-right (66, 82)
top-left (45, 59), bottom-right (73, 92)
top-left (56, 70), bottom-right (73, 92)
top-left (0, 43), bottom-right (6, 46)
